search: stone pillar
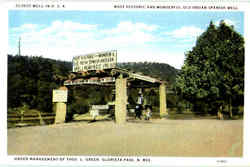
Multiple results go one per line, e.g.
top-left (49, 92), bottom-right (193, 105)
top-left (115, 78), bottom-right (127, 124)
top-left (54, 102), bottom-right (67, 124)
top-left (159, 83), bottom-right (167, 117)
top-left (53, 86), bottom-right (68, 124)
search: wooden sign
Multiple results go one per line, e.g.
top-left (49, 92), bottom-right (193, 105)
top-left (73, 50), bottom-right (117, 72)
top-left (52, 90), bottom-right (68, 102)
top-left (64, 77), bottom-right (116, 86)
top-left (130, 73), bottom-right (157, 83)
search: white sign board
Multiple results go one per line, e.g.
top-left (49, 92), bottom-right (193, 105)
top-left (52, 90), bottom-right (68, 102)
top-left (92, 105), bottom-right (109, 110)
top-left (73, 50), bottom-right (117, 72)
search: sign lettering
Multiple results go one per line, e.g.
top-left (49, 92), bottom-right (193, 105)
top-left (73, 50), bottom-right (117, 72)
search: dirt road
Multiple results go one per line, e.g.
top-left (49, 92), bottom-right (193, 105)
top-left (8, 119), bottom-right (243, 157)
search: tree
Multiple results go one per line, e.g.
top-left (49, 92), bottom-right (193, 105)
top-left (7, 55), bottom-right (71, 113)
top-left (175, 21), bottom-right (244, 117)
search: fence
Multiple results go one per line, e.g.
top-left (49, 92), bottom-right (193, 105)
top-left (7, 112), bottom-right (55, 128)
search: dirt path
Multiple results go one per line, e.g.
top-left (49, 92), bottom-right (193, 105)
top-left (8, 119), bottom-right (243, 157)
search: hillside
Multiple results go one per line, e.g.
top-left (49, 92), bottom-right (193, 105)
top-left (8, 55), bottom-right (71, 112)
top-left (118, 62), bottom-right (179, 85)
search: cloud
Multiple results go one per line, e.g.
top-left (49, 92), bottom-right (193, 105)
top-left (118, 47), bottom-right (185, 69)
top-left (10, 20), bottom-right (98, 50)
top-left (9, 20), bottom-right (159, 54)
top-left (9, 20), bottom-right (186, 68)
top-left (11, 23), bottom-right (39, 32)
top-left (99, 21), bottom-right (158, 46)
top-left (102, 21), bottom-right (158, 34)
top-left (165, 26), bottom-right (204, 39)
top-left (40, 21), bottom-right (97, 35)
top-left (11, 20), bottom-right (97, 43)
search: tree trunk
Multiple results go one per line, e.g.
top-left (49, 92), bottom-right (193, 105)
top-left (217, 105), bottom-right (224, 120)
top-left (229, 97), bottom-right (233, 118)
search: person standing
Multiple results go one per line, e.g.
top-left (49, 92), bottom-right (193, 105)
top-left (135, 93), bottom-right (143, 120)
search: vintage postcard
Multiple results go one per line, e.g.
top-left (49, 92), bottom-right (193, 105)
top-left (1, 0), bottom-right (250, 166)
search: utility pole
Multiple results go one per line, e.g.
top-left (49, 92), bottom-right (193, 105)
top-left (18, 37), bottom-right (21, 56)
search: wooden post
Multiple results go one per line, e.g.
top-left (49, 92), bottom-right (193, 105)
top-left (115, 78), bottom-right (127, 124)
top-left (53, 86), bottom-right (68, 124)
top-left (159, 83), bottom-right (167, 117)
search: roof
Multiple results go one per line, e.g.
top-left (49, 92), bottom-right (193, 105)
top-left (64, 68), bottom-right (165, 87)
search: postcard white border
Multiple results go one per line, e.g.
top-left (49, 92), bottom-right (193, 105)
top-left (1, 0), bottom-right (250, 167)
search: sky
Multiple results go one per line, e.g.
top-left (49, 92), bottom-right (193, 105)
top-left (8, 10), bottom-right (244, 69)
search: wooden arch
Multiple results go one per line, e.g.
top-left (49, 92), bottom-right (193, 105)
top-left (54, 68), bottom-right (168, 124)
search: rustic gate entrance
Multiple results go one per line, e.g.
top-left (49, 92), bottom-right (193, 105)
top-left (53, 51), bottom-right (168, 124)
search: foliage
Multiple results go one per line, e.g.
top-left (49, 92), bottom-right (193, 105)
top-left (8, 55), bottom-right (71, 112)
top-left (175, 21), bottom-right (244, 115)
